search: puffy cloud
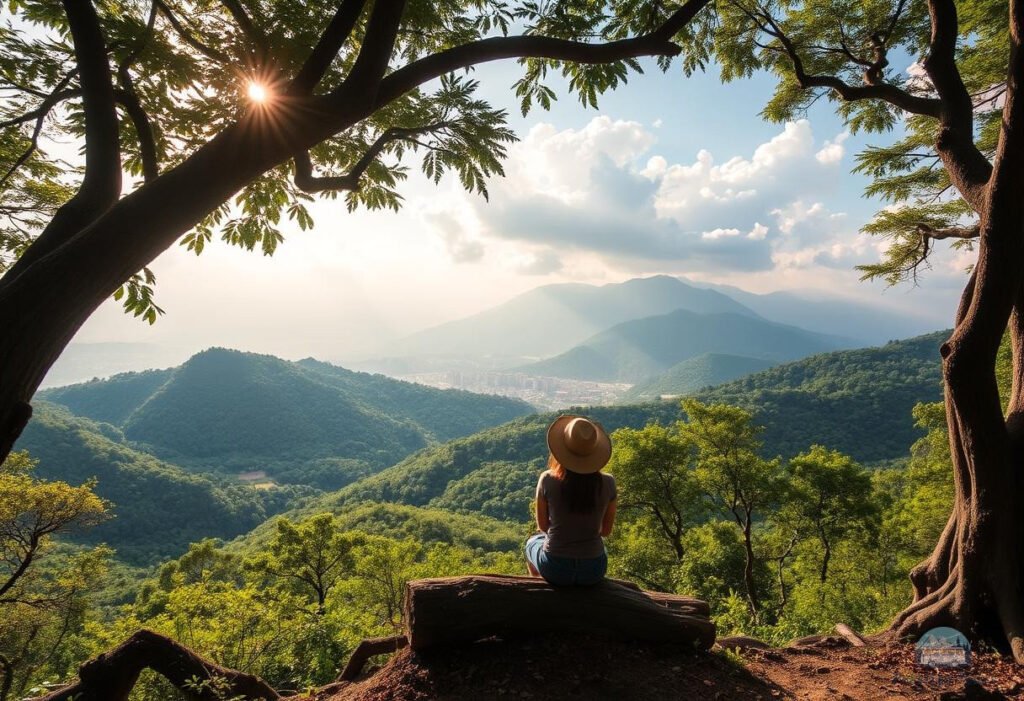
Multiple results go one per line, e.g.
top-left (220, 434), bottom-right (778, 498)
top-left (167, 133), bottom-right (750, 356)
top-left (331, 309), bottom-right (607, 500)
top-left (815, 132), bottom-right (849, 164)
top-left (465, 117), bottom-right (852, 275)
top-left (426, 212), bottom-right (485, 263)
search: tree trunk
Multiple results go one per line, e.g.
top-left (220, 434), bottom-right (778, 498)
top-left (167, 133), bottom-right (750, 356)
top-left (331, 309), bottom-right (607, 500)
top-left (0, 101), bottom-right (354, 465)
top-left (819, 532), bottom-right (831, 584)
top-left (889, 1), bottom-right (1024, 661)
top-left (403, 575), bottom-right (715, 651)
top-left (742, 516), bottom-right (760, 615)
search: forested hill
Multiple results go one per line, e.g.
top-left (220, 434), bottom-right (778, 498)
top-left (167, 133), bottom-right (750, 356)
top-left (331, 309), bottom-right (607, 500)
top-left (38, 348), bottom-right (533, 473)
top-left (281, 331), bottom-right (946, 532)
top-left (693, 330), bottom-right (947, 460)
top-left (245, 404), bottom-right (682, 542)
top-left (623, 353), bottom-right (778, 401)
top-left (521, 309), bottom-right (851, 383)
top-left (17, 403), bottom-right (298, 564)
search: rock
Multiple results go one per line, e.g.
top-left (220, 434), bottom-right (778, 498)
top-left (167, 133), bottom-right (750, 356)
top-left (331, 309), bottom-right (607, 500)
top-left (717, 635), bottom-right (772, 652)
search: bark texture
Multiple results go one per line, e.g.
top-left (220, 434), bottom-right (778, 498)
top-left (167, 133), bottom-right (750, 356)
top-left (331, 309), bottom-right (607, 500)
top-left (403, 575), bottom-right (715, 651)
top-left (0, 0), bottom-right (713, 466)
top-left (886, 0), bottom-right (1024, 662)
top-left (35, 629), bottom-right (280, 701)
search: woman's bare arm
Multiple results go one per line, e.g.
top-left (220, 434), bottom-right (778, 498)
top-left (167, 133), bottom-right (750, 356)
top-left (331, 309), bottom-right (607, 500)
top-left (600, 499), bottom-right (617, 537)
top-left (536, 495), bottom-right (550, 532)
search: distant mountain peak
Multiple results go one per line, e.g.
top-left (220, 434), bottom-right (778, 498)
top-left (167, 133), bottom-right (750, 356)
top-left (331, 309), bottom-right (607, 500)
top-left (386, 276), bottom-right (758, 363)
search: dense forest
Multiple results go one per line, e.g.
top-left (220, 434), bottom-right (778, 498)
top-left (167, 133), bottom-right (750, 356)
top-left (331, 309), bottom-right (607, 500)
top-left (1, 393), bottom-right (955, 699)
top-left (0, 330), bottom-right (962, 698)
top-left (39, 349), bottom-right (533, 476)
top-left (15, 331), bottom-right (945, 570)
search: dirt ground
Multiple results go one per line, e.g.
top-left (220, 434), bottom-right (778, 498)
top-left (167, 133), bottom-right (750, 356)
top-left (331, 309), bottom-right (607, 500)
top-left (312, 634), bottom-right (1024, 701)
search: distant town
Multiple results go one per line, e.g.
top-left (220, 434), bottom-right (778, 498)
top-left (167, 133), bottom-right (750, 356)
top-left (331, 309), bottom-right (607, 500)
top-left (395, 371), bottom-right (634, 410)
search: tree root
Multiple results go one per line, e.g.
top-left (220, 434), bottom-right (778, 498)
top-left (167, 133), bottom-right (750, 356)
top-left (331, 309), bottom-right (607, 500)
top-left (36, 629), bottom-right (281, 701)
top-left (337, 635), bottom-right (407, 682)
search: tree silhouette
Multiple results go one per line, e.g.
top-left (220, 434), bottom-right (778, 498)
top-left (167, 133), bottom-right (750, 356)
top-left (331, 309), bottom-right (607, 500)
top-left (0, 0), bottom-right (713, 460)
top-left (707, 0), bottom-right (1024, 660)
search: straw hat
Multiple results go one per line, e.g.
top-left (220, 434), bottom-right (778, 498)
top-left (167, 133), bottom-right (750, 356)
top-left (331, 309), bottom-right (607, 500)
top-left (546, 415), bottom-right (612, 474)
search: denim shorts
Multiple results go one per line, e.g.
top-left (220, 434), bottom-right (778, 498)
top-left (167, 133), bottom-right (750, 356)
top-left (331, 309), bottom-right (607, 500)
top-left (525, 533), bottom-right (608, 586)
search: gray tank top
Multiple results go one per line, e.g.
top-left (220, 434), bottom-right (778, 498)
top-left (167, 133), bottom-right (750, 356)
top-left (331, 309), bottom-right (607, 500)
top-left (536, 470), bottom-right (617, 559)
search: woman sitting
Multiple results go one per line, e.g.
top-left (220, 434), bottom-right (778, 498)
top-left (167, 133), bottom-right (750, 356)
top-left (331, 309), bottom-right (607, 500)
top-left (525, 415), bottom-right (617, 586)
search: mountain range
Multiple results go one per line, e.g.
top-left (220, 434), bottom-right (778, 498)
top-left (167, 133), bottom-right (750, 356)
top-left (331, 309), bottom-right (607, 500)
top-left (688, 280), bottom-right (940, 345)
top-left (520, 308), bottom-right (849, 383)
top-left (270, 331), bottom-right (945, 541)
top-left (389, 275), bottom-right (755, 361)
top-left (39, 348), bottom-right (533, 476)
top-left (26, 329), bottom-right (945, 566)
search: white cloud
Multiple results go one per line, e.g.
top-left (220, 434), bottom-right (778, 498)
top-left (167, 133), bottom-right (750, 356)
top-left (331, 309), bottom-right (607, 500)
top-left (702, 228), bottom-right (742, 240)
top-left (815, 132), bottom-right (850, 164)
top-left (426, 212), bottom-right (485, 263)
top-left (463, 117), bottom-right (852, 275)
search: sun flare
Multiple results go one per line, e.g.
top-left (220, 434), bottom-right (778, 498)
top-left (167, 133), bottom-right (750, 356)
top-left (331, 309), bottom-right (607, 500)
top-left (247, 81), bottom-right (269, 103)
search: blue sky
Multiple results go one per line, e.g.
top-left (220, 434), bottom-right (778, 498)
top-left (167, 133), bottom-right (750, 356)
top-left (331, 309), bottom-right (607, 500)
top-left (71, 55), bottom-right (966, 361)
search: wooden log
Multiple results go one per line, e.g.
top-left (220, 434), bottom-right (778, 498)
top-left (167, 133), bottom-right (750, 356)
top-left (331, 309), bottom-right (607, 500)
top-left (337, 635), bottom-right (408, 681)
top-left (403, 575), bottom-right (715, 652)
top-left (598, 579), bottom-right (710, 616)
top-left (644, 590), bottom-right (712, 617)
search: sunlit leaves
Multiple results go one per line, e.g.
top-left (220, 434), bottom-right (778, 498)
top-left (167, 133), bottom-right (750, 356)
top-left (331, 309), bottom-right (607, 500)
top-left (706, 0), bottom-right (1002, 285)
top-left (113, 266), bottom-right (164, 324)
top-left (856, 199), bottom-right (973, 285)
top-left (3, 0), bottom-right (714, 324)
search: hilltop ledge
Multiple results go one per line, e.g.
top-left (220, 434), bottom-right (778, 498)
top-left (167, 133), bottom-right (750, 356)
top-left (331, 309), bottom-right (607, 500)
top-left (404, 575), bottom-right (715, 651)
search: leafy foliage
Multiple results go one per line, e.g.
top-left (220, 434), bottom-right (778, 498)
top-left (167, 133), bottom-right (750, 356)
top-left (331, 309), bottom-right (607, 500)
top-left (38, 348), bottom-right (533, 479)
top-left (0, 0), bottom-right (699, 319)
top-left (0, 451), bottom-right (110, 701)
top-left (694, 331), bottom-right (946, 461)
top-left (14, 403), bottom-right (303, 565)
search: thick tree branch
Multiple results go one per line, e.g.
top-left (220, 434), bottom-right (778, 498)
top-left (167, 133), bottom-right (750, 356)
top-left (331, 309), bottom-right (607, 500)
top-left (920, 0), bottom-right (993, 211)
top-left (220, 0), bottom-right (271, 57)
top-left (37, 629), bottom-right (281, 701)
top-left (60, 0), bottom-right (122, 207)
top-left (293, 122), bottom-right (448, 192)
top-left (371, 0), bottom-right (712, 110)
top-left (290, 0), bottom-right (369, 94)
top-left (923, 0), bottom-right (973, 126)
top-left (0, 0), bottom-right (123, 288)
top-left (335, 0), bottom-right (408, 109)
top-left (154, 0), bottom-right (231, 63)
top-left (916, 223), bottom-right (980, 240)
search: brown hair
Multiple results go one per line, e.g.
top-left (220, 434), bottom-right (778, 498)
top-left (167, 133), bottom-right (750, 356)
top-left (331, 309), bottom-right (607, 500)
top-left (548, 454), bottom-right (602, 513)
